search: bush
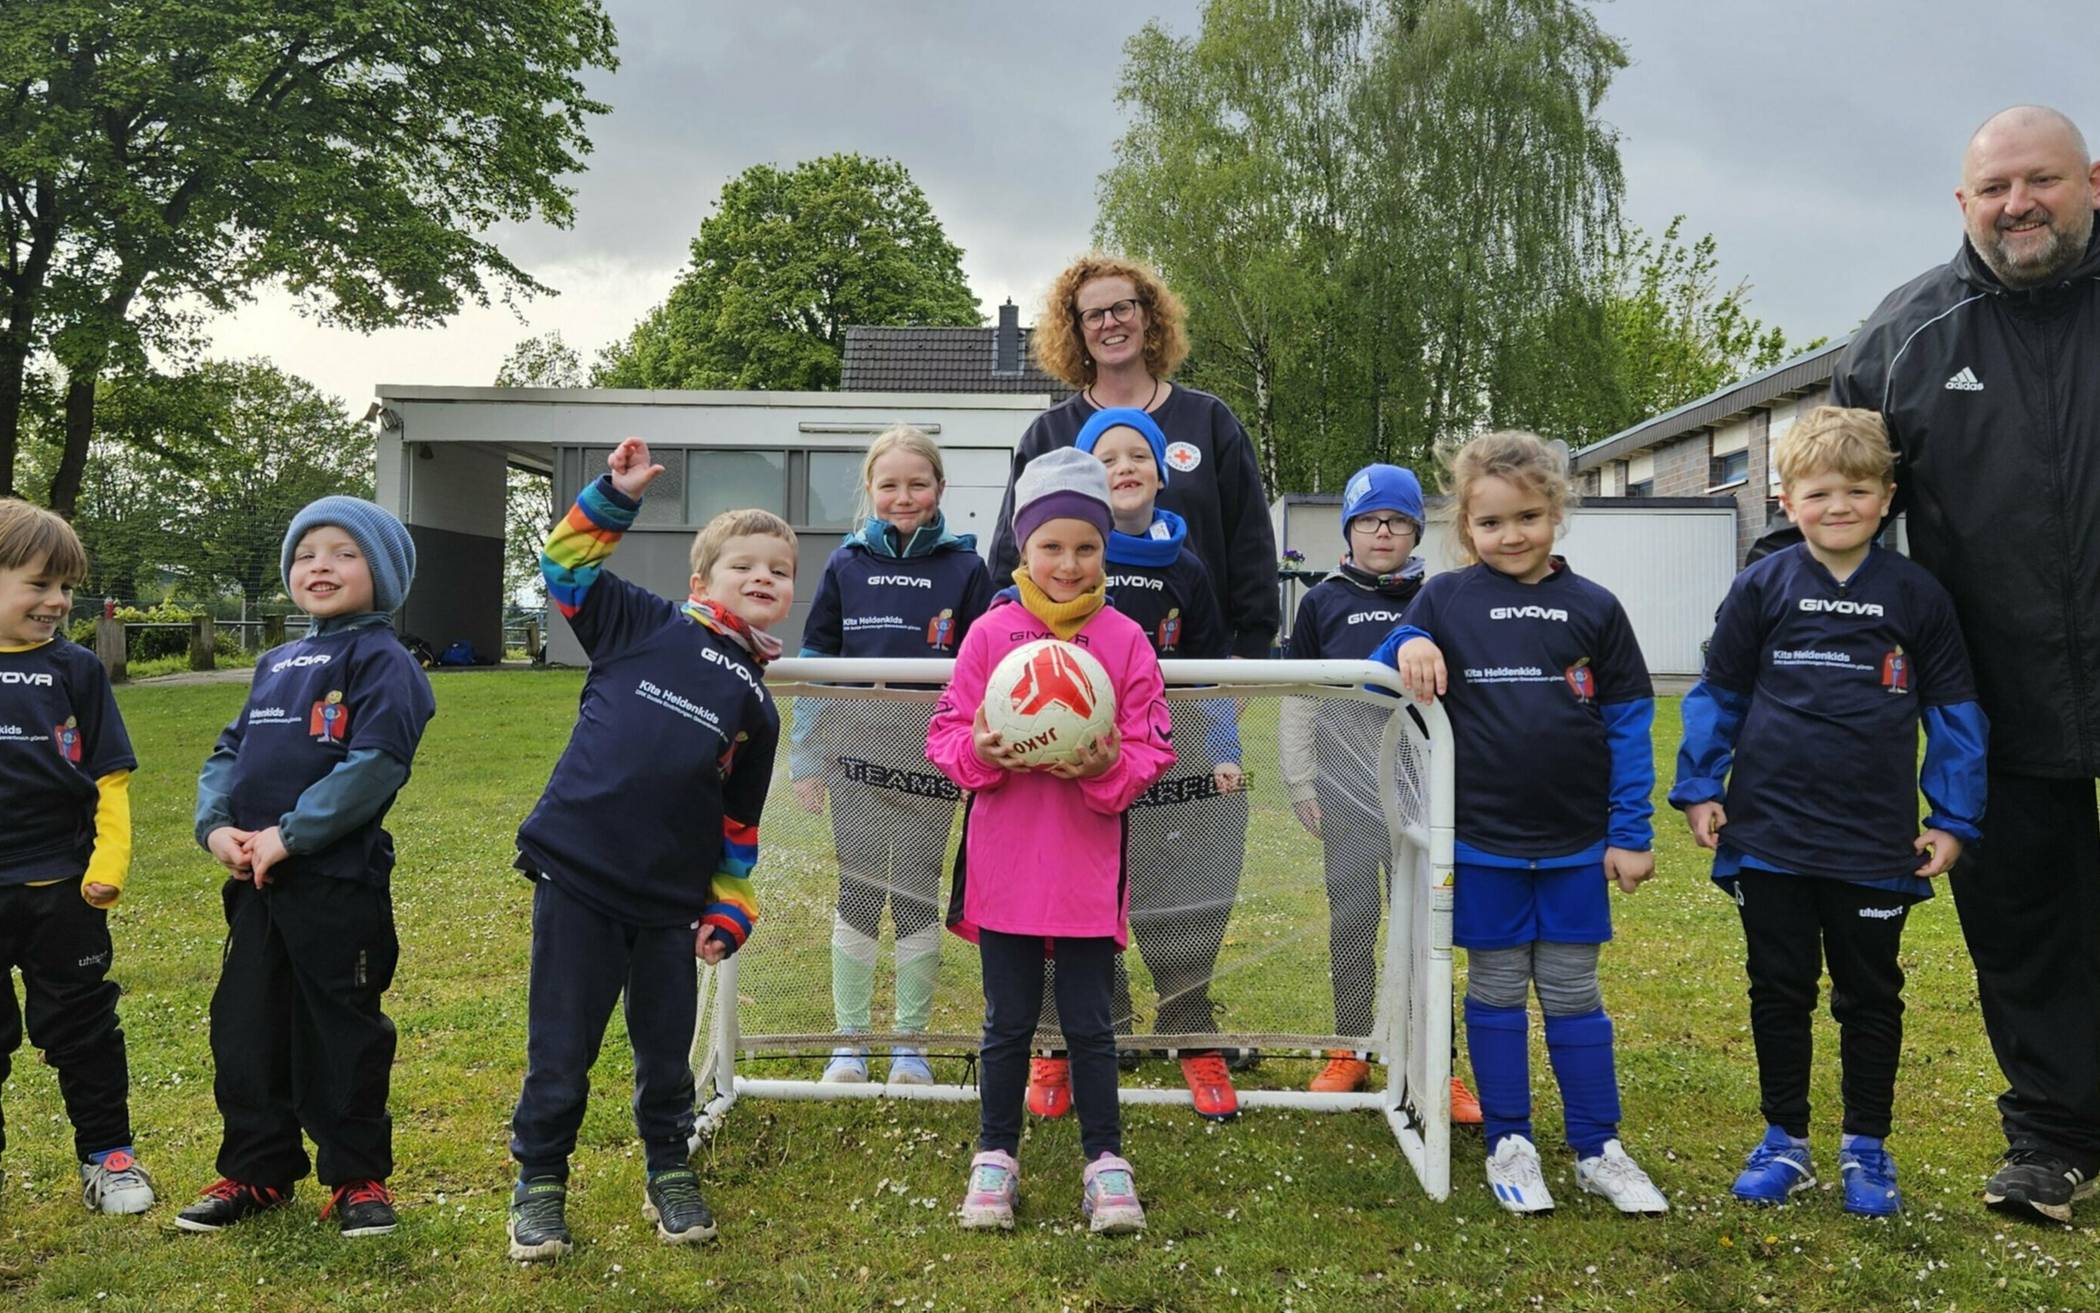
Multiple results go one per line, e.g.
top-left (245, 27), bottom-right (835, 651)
top-left (66, 604), bottom-right (248, 662)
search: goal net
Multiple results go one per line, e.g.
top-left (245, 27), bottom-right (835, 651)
top-left (690, 657), bottom-right (1455, 1199)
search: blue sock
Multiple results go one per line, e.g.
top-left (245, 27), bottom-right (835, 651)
top-left (87, 1145), bottom-right (134, 1166)
top-left (1464, 997), bottom-right (1532, 1149)
top-left (1543, 1009), bottom-right (1622, 1157)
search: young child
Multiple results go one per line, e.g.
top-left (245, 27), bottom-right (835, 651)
top-left (0, 499), bottom-right (151, 1215)
top-left (1377, 431), bottom-right (1667, 1215)
top-left (792, 424), bottom-right (992, 1085)
top-left (506, 438), bottom-right (791, 1261)
top-left (928, 447), bottom-right (1174, 1234)
top-left (182, 496), bottom-right (435, 1237)
top-left (1671, 406), bottom-right (1984, 1218)
top-left (1068, 406), bottom-right (1246, 1120)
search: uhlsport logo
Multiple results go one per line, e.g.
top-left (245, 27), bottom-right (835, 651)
top-left (1800, 598), bottom-right (1885, 617)
top-left (310, 689), bottom-right (351, 741)
top-left (1880, 645), bottom-right (1910, 695)
top-left (1564, 657), bottom-right (1596, 703)
top-left (1008, 644), bottom-right (1098, 721)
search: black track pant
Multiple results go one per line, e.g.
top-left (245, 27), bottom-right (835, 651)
top-left (1729, 872), bottom-right (1913, 1140)
top-left (0, 879), bottom-right (132, 1161)
top-left (1950, 772), bottom-right (2100, 1164)
top-left (210, 875), bottom-right (398, 1187)
top-left (979, 930), bottom-right (1119, 1160)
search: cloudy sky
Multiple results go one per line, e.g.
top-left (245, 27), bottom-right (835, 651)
top-left (203, 0), bottom-right (2098, 415)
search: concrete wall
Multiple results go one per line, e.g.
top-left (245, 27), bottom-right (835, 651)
top-left (376, 433), bottom-right (507, 658)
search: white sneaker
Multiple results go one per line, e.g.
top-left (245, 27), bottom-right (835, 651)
top-left (81, 1150), bottom-right (156, 1215)
top-left (822, 1047), bottom-right (868, 1083)
top-left (1485, 1135), bottom-right (1555, 1214)
top-left (1576, 1139), bottom-right (1669, 1215)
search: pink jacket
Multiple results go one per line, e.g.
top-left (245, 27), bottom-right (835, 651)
top-left (927, 596), bottom-right (1175, 945)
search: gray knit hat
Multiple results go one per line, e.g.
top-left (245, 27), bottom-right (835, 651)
top-left (281, 496), bottom-right (417, 614)
top-left (1013, 446), bottom-right (1113, 548)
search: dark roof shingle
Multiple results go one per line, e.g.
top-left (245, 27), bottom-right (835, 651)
top-left (840, 326), bottom-right (1071, 397)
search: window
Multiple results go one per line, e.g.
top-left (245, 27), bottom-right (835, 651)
top-left (1627, 478), bottom-right (1655, 497)
top-left (805, 451), bottom-right (865, 529)
top-left (1710, 448), bottom-right (1750, 486)
top-left (1627, 452), bottom-right (1655, 498)
top-left (687, 450), bottom-right (785, 524)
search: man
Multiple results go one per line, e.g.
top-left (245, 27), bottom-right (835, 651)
top-left (1828, 104), bottom-right (2100, 1223)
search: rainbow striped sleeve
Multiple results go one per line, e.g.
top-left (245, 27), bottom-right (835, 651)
top-left (542, 476), bottom-right (640, 619)
top-left (701, 816), bottom-right (760, 952)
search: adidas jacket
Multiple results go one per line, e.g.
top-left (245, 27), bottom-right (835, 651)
top-left (1830, 216), bottom-right (2100, 776)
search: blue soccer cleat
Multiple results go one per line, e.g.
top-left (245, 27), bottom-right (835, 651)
top-left (1733, 1124), bottom-right (1816, 1204)
top-left (1839, 1135), bottom-right (1901, 1216)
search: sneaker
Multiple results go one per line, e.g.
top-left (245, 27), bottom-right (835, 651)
top-left (822, 1046), bottom-right (869, 1084)
top-left (1026, 1057), bottom-right (1071, 1119)
top-left (1081, 1153), bottom-right (1145, 1235)
top-left (507, 1176), bottom-right (572, 1262)
top-left (80, 1149), bottom-right (155, 1215)
top-left (1180, 1052), bottom-right (1240, 1120)
top-left (888, 1046), bottom-right (935, 1085)
top-left (642, 1167), bottom-right (717, 1244)
top-left (1985, 1147), bottom-right (2097, 1225)
top-left (1733, 1124), bottom-right (1816, 1205)
top-left (174, 1178), bottom-right (293, 1232)
top-left (1839, 1135), bottom-right (1901, 1217)
top-left (958, 1150), bottom-right (1019, 1231)
top-left (1450, 1077), bottom-right (1483, 1127)
top-left (323, 1179), bottom-right (398, 1237)
top-left (1310, 1050), bottom-right (1369, 1094)
top-left (1576, 1139), bottom-right (1669, 1215)
top-left (1485, 1135), bottom-right (1555, 1214)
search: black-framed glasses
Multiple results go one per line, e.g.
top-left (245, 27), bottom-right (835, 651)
top-left (1350, 514), bottom-right (1415, 537)
top-left (1078, 298), bottom-right (1139, 329)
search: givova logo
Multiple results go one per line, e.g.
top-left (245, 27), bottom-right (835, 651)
top-left (0, 671), bottom-right (54, 686)
top-left (1799, 598), bottom-right (1884, 617)
top-left (868, 575), bottom-right (933, 589)
top-left (1490, 606), bottom-right (1568, 622)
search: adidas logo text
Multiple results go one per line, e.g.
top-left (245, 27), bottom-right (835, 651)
top-left (1944, 367), bottom-right (1983, 391)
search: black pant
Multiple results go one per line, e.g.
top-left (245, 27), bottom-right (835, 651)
top-left (210, 875), bottom-right (399, 1187)
top-left (1950, 771), bottom-right (2100, 1163)
top-left (0, 879), bottom-right (132, 1161)
top-left (509, 877), bottom-right (697, 1180)
top-left (979, 929), bottom-right (1119, 1160)
top-left (1730, 871), bottom-right (1912, 1139)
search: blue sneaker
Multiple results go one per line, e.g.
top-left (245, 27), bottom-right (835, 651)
top-left (822, 1047), bottom-right (868, 1083)
top-left (888, 1046), bottom-right (935, 1085)
top-left (1839, 1135), bottom-right (1900, 1216)
top-left (1733, 1125), bottom-right (1816, 1204)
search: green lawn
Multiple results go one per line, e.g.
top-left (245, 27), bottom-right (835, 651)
top-left (0, 673), bottom-right (2090, 1312)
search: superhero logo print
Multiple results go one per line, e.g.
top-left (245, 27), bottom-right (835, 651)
top-left (310, 688), bottom-right (351, 741)
top-left (1155, 607), bottom-right (1182, 653)
top-left (1009, 644), bottom-right (1097, 721)
top-left (1563, 657), bottom-right (1596, 704)
top-left (1880, 645), bottom-right (1909, 695)
top-left (926, 607), bottom-right (957, 650)
top-left (54, 715), bottom-right (82, 763)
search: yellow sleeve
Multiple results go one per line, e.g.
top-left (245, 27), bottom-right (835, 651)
top-left (82, 769), bottom-right (133, 904)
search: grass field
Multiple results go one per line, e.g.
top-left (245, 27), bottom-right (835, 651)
top-left (0, 671), bottom-right (2093, 1312)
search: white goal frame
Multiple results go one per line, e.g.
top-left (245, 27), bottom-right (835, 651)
top-left (688, 657), bottom-right (1456, 1200)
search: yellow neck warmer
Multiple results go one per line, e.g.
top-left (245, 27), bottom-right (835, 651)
top-left (1010, 567), bottom-right (1106, 640)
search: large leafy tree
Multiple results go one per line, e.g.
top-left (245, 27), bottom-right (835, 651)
top-left (0, 0), bottom-right (617, 512)
top-left (595, 154), bottom-right (981, 391)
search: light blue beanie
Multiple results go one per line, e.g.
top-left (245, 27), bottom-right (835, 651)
top-left (281, 496), bottom-right (417, 614)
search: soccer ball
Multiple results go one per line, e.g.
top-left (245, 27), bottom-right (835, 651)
top-left (982, 639), bottom-right (1118, 768)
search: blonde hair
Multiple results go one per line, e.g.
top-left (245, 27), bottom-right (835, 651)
top-left (0, 497), bottom-right (89, 584)
top-left (1442, 430), bottom-right (1576, 566)
top-left (1774, 406), bottom-right (1895, 490)
top-left (689, 509), bottom-right (798, 579)
top-left (1031, 252), bottom-right (1191, 388)
top-left (856, 423), bottom-right (946, 524)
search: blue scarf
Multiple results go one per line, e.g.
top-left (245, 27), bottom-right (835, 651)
top-left (1105, 507), bottom-right (1187, 568)
top-left (847, 511), bottom-right (976, 560)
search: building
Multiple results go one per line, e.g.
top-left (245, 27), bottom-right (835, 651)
top-left (840, 299), bottom-right (1072, 399)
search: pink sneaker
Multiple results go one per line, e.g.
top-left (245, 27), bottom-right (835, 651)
top-left (959, 1150), bottom-right (1019, 1230)
top-left (1082, 1153), bottom-right (1145, 1234)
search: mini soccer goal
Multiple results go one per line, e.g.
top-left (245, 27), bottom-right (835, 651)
top-left (689, 656), bottom-right (1456, 1199)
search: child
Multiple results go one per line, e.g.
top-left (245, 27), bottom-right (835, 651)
top-left (1377, 431), bottom-right (1667, 1215)
top-left (505, 438), bottom-right (791, 1261)
top-left (0, 499), bottom-right (151, 1215)
top-left (792, 424), bottom-right (993, 1085)
top-left (1068, 406), bottom-right (1246, 1120)
top-left (181, 496), bottom-right (435, 1237)
top-left (1670, 406), bottom-right (1984, 1218)
top-left (928, 447), bottom-right (1174, 1234)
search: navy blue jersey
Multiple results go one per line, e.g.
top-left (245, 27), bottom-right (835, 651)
top-left (516, 571), bottom-right (781, 928)
top-left (1108, 548), bottom-right (1228, 659)
top-left (1285, 573), bottom-right (1422, 662)
top-left (801, 541), bottom-right (993, 660)
top-left (1690, 544), bottom-right (1979, 879)
top-left (218, 624), bottom-right (433, 886)
top-left (1393, 563), bottom-right (1652, 857)
top-left (0, 639), bottom-right (136, 883)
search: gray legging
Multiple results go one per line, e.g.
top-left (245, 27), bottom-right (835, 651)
top-left (1466, 940), bottom-right (1603, 1017)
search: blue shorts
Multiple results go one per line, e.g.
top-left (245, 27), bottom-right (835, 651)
top-left (1453, 861), bottom-right (1612, 951)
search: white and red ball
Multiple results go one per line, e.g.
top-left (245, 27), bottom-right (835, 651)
top-left (981, 638), bottom-right (1117, 768)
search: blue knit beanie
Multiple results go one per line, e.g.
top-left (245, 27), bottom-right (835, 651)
top-left (1073, 407), bottom-right (1170, 487)
top-left (281, 496), bottom-right (417, 614)
top-left (1341, 464), bottom-right (1425, 537)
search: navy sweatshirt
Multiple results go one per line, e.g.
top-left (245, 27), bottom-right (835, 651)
top-left (0, 638), bottom-right (135, 883)
top-left (1284, 566), bottom-right (1425, 663)
top-left (1104, 507), bottom-right (1240, 767)
top-left (799, 521), bottom-right (995, 663)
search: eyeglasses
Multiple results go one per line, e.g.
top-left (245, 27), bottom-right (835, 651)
top-left (1078, 298), bottom-right (1139, 329)
top-left (1350, 515), bottom-right (1415, 538)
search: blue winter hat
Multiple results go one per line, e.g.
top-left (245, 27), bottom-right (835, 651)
top-left (281, 496), bottom-right (417, 614)
top-left (1341, 464), bottom-right (1424, 537)
top-left (1073, 407), bottom-right (1170, 487)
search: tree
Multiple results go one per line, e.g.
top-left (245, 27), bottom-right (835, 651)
top-left (0, 1), bottom-right (618, 512)
top-left (595, 154), bottom-right (981, 391)
top-left (495, 332), bottom-right (580, 606)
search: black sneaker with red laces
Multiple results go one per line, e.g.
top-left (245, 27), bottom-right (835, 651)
top-left (174, 1178), bottom-right (294, 1232)
top-left (324, 1179), bottom-right (399, 1237)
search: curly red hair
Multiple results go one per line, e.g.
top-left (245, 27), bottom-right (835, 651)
top-left (1031, 253), bottom-right (1191, 388)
